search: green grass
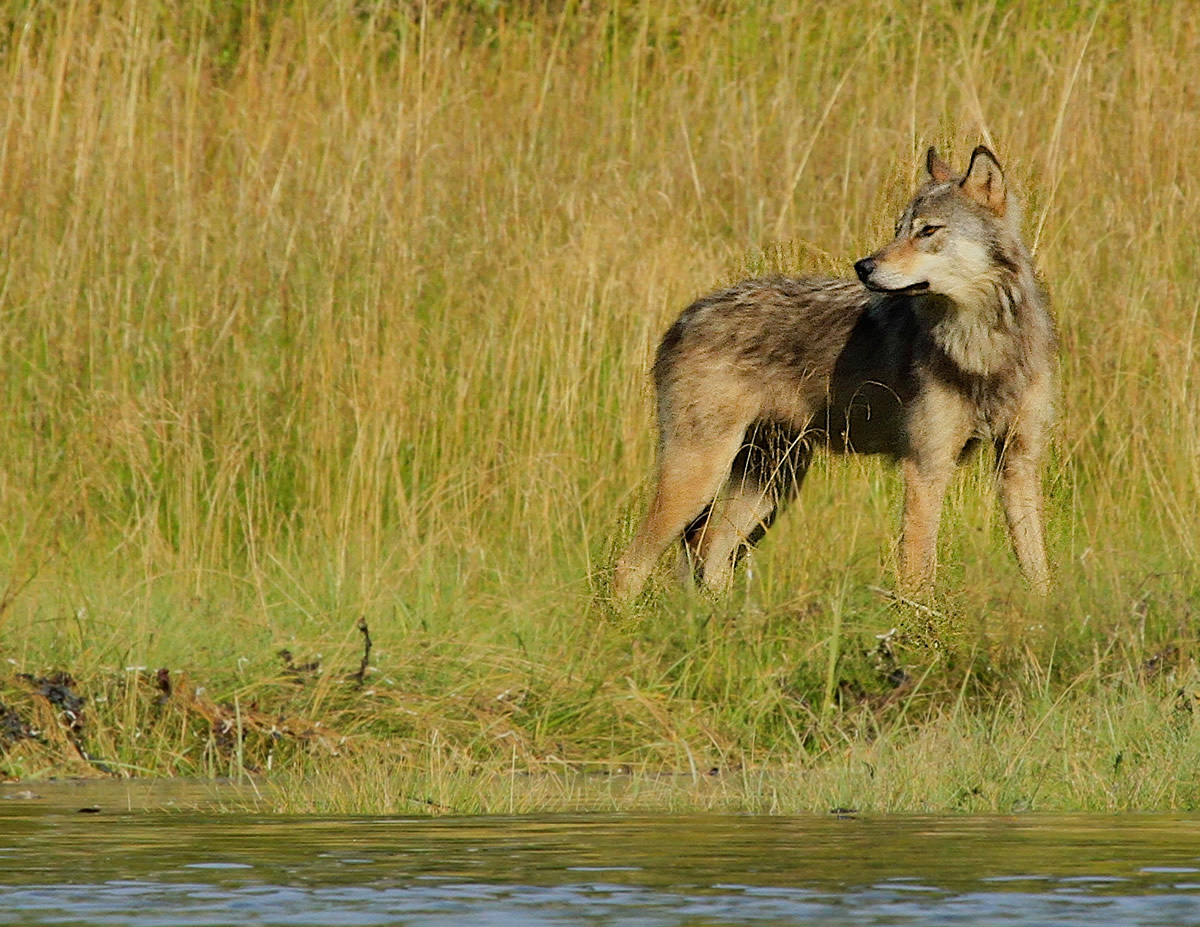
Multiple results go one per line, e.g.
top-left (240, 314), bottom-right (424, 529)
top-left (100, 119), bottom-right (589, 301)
top-left (1, 0), bottom-right (1199, 813)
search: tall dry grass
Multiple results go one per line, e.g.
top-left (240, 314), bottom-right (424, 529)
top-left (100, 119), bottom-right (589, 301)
top-left (0, 0), bottom-right (1198, 802)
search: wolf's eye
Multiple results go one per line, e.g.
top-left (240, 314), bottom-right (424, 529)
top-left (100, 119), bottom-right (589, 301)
top-left (917, 224), bottom-right (941, 238)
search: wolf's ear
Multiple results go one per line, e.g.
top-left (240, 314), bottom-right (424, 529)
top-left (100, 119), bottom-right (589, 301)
top-left (960, 145), bottom-right (1006, 214)
top-left (926, 147), bottom-right (954, 183)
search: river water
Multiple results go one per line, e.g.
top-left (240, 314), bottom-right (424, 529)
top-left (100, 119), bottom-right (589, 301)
top-left (3, 780), bottom-right (1200, 925)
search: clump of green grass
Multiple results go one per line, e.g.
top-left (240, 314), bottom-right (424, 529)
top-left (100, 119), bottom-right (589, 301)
top-left (1, 0), bottom-right (1199, 812)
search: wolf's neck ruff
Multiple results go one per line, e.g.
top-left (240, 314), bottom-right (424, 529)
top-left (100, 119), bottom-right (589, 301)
top-left (918, 260), bottom-right (1046, 380)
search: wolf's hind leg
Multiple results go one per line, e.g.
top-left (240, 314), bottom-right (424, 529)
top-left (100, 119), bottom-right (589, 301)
top-left (688, 426), bottom-right (811, 591)
top-left (613, 426), bottom-right (747, 600)
top-left (690, 479), bottom-right (779, 591)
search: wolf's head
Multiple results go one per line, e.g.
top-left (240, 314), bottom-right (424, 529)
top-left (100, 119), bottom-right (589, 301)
top-left (854, 146), bottom-right (1025, 301)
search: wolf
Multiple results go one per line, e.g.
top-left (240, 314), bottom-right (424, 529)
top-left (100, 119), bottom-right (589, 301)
top-left (613, 145), bottom-right (1057, 600)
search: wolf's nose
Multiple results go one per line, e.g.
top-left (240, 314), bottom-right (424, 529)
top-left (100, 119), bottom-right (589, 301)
top-left (854, 258), bottom-right (876, 283)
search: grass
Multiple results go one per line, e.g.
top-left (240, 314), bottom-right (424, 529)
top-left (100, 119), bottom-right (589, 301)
top-left (1, 0), bottom-right (1199, 814)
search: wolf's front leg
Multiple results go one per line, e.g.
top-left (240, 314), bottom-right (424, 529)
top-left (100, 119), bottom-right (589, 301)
top-left (899, 456), bottom-right (956, 592)
top-left (996, 440), bottom-right (1050, 595)
top-left (898, 388), bottom-right (972, 593)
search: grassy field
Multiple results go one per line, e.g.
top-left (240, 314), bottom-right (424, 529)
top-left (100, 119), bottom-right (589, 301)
top-left (2, 0), bottom-right (1199, 814)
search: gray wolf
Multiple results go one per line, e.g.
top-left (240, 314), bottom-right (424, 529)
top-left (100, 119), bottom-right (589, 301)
top-left (614, 146), bottom-right (1057, 600)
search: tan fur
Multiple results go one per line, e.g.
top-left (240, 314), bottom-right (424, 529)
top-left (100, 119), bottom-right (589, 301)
top-left (614, 146), bottom-right (1057, 600)
top-left (927, 148), bottom-right (955, 184)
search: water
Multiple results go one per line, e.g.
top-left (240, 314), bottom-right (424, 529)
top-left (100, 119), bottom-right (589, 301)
top-left (3, 782), bottom-right (1200, 925)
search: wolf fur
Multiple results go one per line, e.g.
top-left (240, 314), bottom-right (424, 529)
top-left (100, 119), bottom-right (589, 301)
top-left (614, 146), bottom-right (1057, 599)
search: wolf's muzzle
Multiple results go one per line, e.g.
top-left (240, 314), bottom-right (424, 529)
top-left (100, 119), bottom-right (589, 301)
top-left (853, 257), bottom-right (876, 284)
